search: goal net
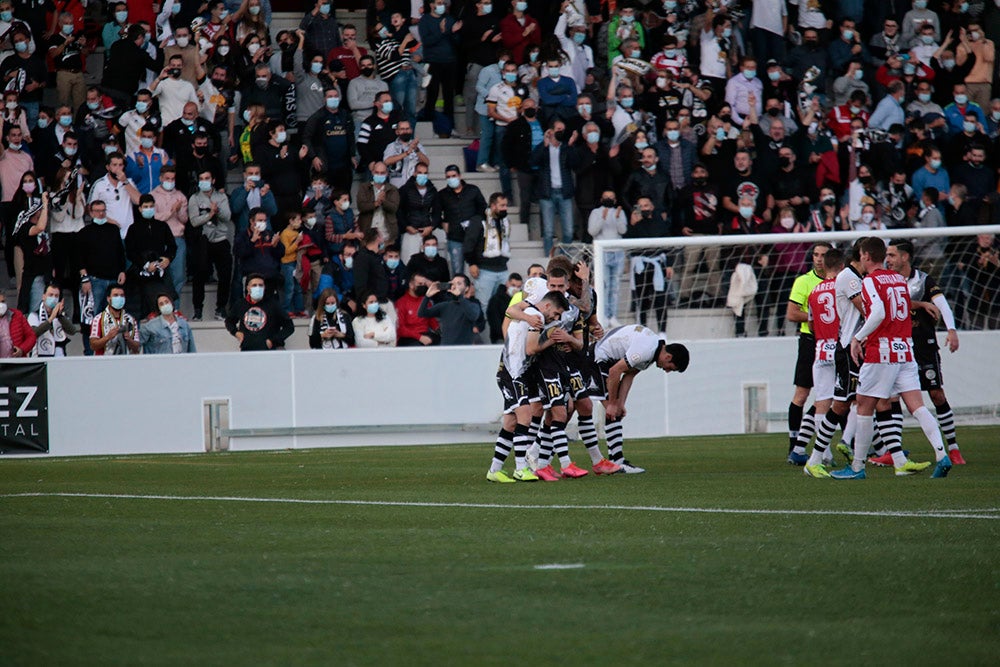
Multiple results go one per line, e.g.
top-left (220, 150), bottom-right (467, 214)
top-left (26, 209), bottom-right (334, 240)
top-left (582, 225), bottom-right (1000, 338)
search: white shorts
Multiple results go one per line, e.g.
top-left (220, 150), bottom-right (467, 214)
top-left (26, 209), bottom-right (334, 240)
top-left (858, 361), bottom-right (920, 399)
top-left (812, 361), bottom-right (836, 401)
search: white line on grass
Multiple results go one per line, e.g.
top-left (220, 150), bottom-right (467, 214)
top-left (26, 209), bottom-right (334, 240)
top-left (2, 492), bottom-right (998, 520)
top-left (534, 563), bottom-right (586, 570)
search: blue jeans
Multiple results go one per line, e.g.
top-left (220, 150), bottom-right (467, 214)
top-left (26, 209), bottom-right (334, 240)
top-left (494, 124), bottom-right (512, 198)
top-left (473, 267), bottom-right (505, 314)
top-left (169, 235), bottom-right (186, 305)
top-left (447, 239), bottom-right (465, 277)
top-left (478, 114), bottom-right (495, 166)
top-left (603, 250), bottom-right (625, 320)
top-left (21, 101), bottom-right (38, 130)
top-left (539, 190), bottom-right (574, 256)
top-left (280, 261), bottom-right (303, 313)
top-left (390, 68), bottom-right (419, 127)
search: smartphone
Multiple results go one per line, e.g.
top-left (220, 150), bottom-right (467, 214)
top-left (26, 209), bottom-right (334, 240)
top-left (438, 282), bottom-right (451, 291)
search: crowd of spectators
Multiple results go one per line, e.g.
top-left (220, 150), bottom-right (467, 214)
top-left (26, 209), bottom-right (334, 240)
top-left (1, 0), bottom-right (999, 359)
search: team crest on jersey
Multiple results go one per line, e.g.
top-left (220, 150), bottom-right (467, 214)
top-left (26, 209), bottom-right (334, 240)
top-left (243, 306), bottom-right (268, 332)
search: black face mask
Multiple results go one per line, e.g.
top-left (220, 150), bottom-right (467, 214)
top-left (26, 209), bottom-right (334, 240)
top-left (281, 42), bottom-right (295, 52)
top-left (414, 285), bottom-right (428, 296)
top-left (641, 209), bottom-right (653, 219)
top-left (719, 114), bottom-right (732, 124)
top-left (523, 108), bottom-right (537, 119)
top-left (193, 145), bottom-right (207, 155)
top-left (495, 209), bottom-right (508, 218)
top-left (600, 198), bottom-right (616, 207)
top-left (212, 78), bottom-right (228, 88)
top-left (859, 175), bottom-right (873, 185)
top-left (767, 108), bottom-right (780, 117)
top-left (805, 40), bottom-right (818, 49)
top-left (553, 130), bottom-right (565, 142)
top-left (779, 156), bottom-right (791, 168)
top-left (399, 133), bottom-right (412, 143)
top-left (360, 67), bottom-right (375, 77)
top-left (692, 177), bottom-right (707, 186)
top-left (169, 68), bottom-right (182, 78)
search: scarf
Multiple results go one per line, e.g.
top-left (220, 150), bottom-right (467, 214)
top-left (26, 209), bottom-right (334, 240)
top-left (79, 288), bottom-right (95, 325)
top-left (631, 254), bottom-right (668, 292)
top-left (12, 196), bottom-right (42, 237)
top-left (33, 302), bottom-right (67, 357)
top-left (481, 213), bottom-right (509, 259)
top-left (318, 311), bottom-right (349, 349)
top-left (100, 307), bottom-right (136, 355)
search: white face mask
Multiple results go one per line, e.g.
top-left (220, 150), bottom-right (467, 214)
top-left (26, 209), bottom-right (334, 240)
top-left (159, 302), bottom-right (174, 315)
top-left (0, 302), bottom-right (7, 316)
top-left (255, 221), bottom-right (267, 232)
top-left (176, 36), bottom-right (189, 48)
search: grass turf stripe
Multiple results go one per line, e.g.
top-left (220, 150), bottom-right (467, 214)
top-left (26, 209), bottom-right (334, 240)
top-left (2, 492), bottom-right (998, 520)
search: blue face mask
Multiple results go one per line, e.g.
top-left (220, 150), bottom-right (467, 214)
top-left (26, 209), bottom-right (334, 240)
top-left (61, 23), bottom-right (73, 35)
top-left (381, 101), bottom-right (394, 113)
top-left (634, 140), bottom-right (648, 150)
top-left (529, 51), bottom-right (538, 63)
top-left (92, 217), bottom-right (107, 225)
top-left (326, 96), bottom-right (340, 109)
top-left (415, 173), bottom-right (429, 186)
top-left (110, 295), bottom-right (126, 310)
top-left (586, 131), bottom-right (600, 143)
top-left (722, 27), bottom-right (732, 38)
top-left (45, 296), bottom-right (58, 310)
top-left (320, 3), bottom-right (331, 14)
top-left (311, 61), bottom-right (323, 74)
top-left (716, 127), bottom-right (727, 141)
top-left (366, 302), bottom-right (380, 314)
top-left (140, 207), bottom-right (155, 219)
top-left (743, 69), bottom-right (756, 80)
top-left (135, 100), bottom-right (149, 113)
top-left (324, 303), bottom-right (337, 313)
top-left (739, 206), bottom-right (754, 219)
top-left (37, 117), bottom-right (48, 129)
top-left (666, 129), bottom-right (680, 142)
top-left (424, 246), bottom-right (438, 258)
top-left (59, 115), bottom-right (72, 127)
top-left (373, 174), bottom-right (387, 184)
top-left (573, 32), bottom-right (585, 45)
top-left (0, 11), bottom-right (12, 21)
top-left (140, 137), bottom-right (154, 149)
top-left (620, 97), bottom-right (634, 108)
top-left (115, 11), bottom-right (128, 23)
top-left (447, 176), bottom-right (461, 189)
top-left (198, 180), bottom-right (212, 192)
top-left (249, 285), bottom-right (265, 301)
top-left (386, 258), bottom-right (400, 269)
top-left (504, 72), bottom-right (517, 83)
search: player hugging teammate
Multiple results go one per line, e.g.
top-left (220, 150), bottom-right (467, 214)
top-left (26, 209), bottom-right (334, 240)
top-left (487, 256), bottom-right (689, 482)
top-left (797, 237), bottom-right (962, 480)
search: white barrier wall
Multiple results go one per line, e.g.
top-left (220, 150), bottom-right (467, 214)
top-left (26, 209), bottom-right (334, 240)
top-left (3, 332), bottom-right (997, 457)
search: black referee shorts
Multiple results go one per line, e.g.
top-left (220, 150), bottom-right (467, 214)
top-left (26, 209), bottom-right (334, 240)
top-left (794, 333), bottom-right (815, 389)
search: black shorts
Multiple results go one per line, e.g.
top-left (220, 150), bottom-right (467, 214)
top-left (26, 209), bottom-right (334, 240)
top-left (578, 356), bottom-right (604, 399)
top-left (794, 333), bottom-right (815, 388)
top-left (590, 359), bottom-right (614, 402)
top-left (497, 364), bottom-right (533, 414)
top-left (833, 343), bottom-right (859, 403)
top-left (915, 345), bottom-right (944, 391)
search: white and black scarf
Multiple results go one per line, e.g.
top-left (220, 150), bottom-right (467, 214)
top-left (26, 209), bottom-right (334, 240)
top-left (318, 311), bottom-right (349, 350)
top-left (33, 302), bottom-right (67, 357)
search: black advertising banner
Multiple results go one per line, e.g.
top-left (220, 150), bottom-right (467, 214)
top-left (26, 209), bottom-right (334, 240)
top-left (0, 363), bottom-right (49, 454)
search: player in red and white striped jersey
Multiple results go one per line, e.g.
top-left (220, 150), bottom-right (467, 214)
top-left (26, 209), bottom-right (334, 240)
top-left (831, 238), bottom-right (952, 480)
top-left (802, 249), bottom-right (844, 478)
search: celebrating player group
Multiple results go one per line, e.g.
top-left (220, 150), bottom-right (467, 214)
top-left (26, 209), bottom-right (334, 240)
top-left (486, 256), bottom-right (689, 482)
top-left (794, 238), bottom-right (964, 480)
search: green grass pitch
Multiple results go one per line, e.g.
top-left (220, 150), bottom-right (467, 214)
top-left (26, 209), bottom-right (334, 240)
top-left (1, 428), bottom-right (998, 666)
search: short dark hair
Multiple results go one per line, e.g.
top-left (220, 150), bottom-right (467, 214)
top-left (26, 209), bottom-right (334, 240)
top-left (138, 194), bottom-right (155, 207)
top-left (664, 343), bottom-right (690, 372)
top-left (823, 248), bottom-right (846, 270)
top-left (540, 290), bottom-right (570, 311)
top-left (860, 237), bottom-right (887, 263)
top-left (890, 239), bottom-right (915, 261)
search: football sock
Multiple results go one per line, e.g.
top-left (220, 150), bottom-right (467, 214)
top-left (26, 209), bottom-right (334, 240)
top-left (550, 420), bottom-right (570, 468)
top-left (807, 412), bottom-right (841, 466)
top-left (528, 415), bottom-right (542, 443)
top-left (513, 423), bottom-right (531, 470)
top-left (871, 414), bottom-right (886, 457)
top-left (852, 415), bottom-right (873, 471)
top-left (876, 408), bottom-right (905, 468)
top-left (538, 425), bottom-right (554, 467)
top-left (606, 418), bottom-right (624, 463)
top-left (795, 406), bottom-right (817, 455)
top-left (913, 405), bottom-right (947, 461)
top-left (935, 402), bottom-right (958, 450)
top-left (842, 404), bottom-right (858, 447)
top-left (788, 402), bottom-right (803, 453)
top-left (578, 414), bottom-right (602, 464)
top-left (489, 428), bottom-right (514, 473)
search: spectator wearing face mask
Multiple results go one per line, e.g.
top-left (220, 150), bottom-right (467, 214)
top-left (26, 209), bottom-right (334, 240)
top-left (125, 125), bottom-right (171, 195)
top-left (309, 287), bottom-right (354, 349)
top-left (303, 89), bottom-right (357, 194)
top-left (357, 161), bottom-right (400, 245)
top-left (418, 275), bottom-right (480, 346)
top-left (89, 284), bottom-right (140, 356)
top-left (140, 292), bottom-right (196, 354)
top-left (126, 194), bottom-right (177, 317)
top-left (256, 121), bottom-right (307, 224)
top-left (234, 207), bottom-right (285, 302)
top-left (395, 272), bottom-right (439, 347)
top-left (163, 25), bottom-right (200, 85)
top-left (242, 63), bottom-right (297, 129)
top-left (226, 273), bottom-right (294, 351)
top-left (103, 25), bottom-right (162, 101)
top-left (348, 55), bottom-right (389, 133)
top-left (406, 236), bottom-right (450, 283)
top-left (300, 0), bottom-right (341, 60)
top-left (0, 27), bottom-right (46, 128)
top-left (189, 170), bottom-right (233, 321)
top-left (0, 291), bottom-right (36, 358)
top-left (163, 102), bottom-right (219, 169)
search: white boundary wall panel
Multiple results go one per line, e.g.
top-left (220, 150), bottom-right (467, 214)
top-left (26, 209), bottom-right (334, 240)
top-left (2, 333), bottom-right (996, 457)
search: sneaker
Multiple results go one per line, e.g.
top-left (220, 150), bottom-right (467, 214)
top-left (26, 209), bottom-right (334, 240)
top-left (592, 459), bottom-right (622, 475)
top-left (948, 449), bottom-right (967, 465)
top-left (513, 467), bottom-right (539, 482)
top-left (560, 462), bottom-right (589, 478)
top-left (535, 465), bottom-right (560, 482)
top-left (192, 309), bottom-right (203, 321)
top-left (830, 465), bottom-right (867, 480)
top-left (476, 163), bottom-right (498, 173)
top-left (836, 442), bottom-right (853, 463)
top-left (869, 449), bottom-right (910, 467)
top-left (214, 309), bottom-right (226, 321)
top-left (931, 456), bottom-right (953, 479)
top-left (786, 451), bottom-right (808, 466)
top-left (804, 463), bottom-right (832, 478)
top-left (894, 460), bottom-right (932, 476)
top-left (619, 459), bottom-right (646, 474)
top-left (486, 470), bottom-right (515, 483)
top-left (421, 73), bottom-right (432, 88)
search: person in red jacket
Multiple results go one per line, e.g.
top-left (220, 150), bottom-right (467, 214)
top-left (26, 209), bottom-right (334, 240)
top-left (500, 1), bottom-right (541, 65)
top-left (394, 272), bottom-right (439, 346)
top-left (0, 292), bottom-right (36, 358)
top-left (826, 90), bottom-right (870, 141)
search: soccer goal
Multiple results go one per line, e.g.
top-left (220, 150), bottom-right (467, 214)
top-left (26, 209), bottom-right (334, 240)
top-left (590, 225), bottom-right (1000, 338)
